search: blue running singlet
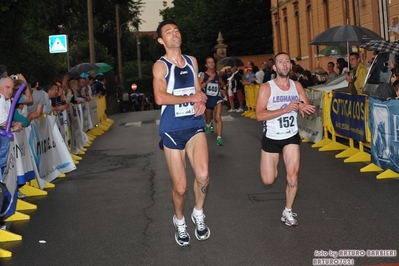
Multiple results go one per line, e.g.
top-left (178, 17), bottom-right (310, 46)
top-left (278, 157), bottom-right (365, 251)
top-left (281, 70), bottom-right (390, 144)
top-left (157, 55), bottom-right (204, 134)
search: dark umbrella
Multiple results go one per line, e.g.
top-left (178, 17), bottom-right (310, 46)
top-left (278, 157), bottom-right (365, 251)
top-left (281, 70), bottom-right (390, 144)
top-left (219, 57), bottom-right (244, 67)
top-left (310, 25), bottom-right (383, 68)
top-left (69, 63), bottom-right (100, 75)
top-left (360, 40), bottom-right (399, 54)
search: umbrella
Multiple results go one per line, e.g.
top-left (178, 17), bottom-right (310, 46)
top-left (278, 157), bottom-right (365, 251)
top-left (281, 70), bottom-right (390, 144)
top-left (310, 25), bottom-right (383, 69)
top-left (95, 62), bottom-right (113, 74)
top-left (220, 66), bottom-right (231, 72)
top-left (309, 25), bottom-right (383, 47)
top-left (69, 63), bottom-right (99, 75)
top-left (319, 46), bottom-right (352, 56)
top-left (219, 57), bottom-right (244, 67)
top-left (360, 40), bottom-right (399, 54)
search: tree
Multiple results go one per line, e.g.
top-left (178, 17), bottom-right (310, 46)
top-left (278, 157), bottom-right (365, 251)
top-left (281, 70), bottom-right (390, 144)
top-left (160, 0), bottom-right (273, 65)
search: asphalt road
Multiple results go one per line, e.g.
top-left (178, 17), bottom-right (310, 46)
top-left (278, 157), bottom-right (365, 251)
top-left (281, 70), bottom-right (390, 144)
top-left (1, 108), bottom-right (398, 266)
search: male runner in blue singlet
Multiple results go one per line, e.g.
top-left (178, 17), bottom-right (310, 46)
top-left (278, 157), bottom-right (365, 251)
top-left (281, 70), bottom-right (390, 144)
top-left (199, 56), bottom-right (225, 146)
top-left (255, 52), bottom-right (315, 226)
top-left (152, 20), bottom-right (211, 246)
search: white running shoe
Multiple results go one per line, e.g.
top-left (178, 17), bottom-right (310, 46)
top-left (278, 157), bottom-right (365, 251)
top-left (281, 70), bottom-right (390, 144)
top-left (191, 211), bottom-right (211, 241)
top-left (173, 215), bottom-right (191, 246)
top-left (281, 209), bottom-right (298, 226)
top-left (228, 109), bottom-right (236, 112)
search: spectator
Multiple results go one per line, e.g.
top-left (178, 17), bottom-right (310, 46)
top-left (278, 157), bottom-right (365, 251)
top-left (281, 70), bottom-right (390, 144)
top-left (336, 58), bottom-right (349, 75)
top-left (27, 76), bottom-right (48, 120)
top-left (0, 76), bottom-right (23, 131)
top-left (41, 83), bottom-right (65, 113)
top-left (325, 61), bottom-right (338, 80)
top-left (262, 61), bottom-right (272, 83)
top-left (252, 65), bottom-right (263, 84)
top-left (293, 65), bottom-right (308, 88)
top-left (94, 75), bottom-right (106, 96)
top-left (12, 78), bottom-right (32, 127)
top-left (346, 52), bottom-right (368, 94)
top-left (268, 58), bottom-right (277, 79)
top-left (122, 91), bottom-right (131, 112)
top-left (66, 79), bottom-right (84, 104)
top-left (230, 66), bottom-right (245, 112)
top-left (243, 67), bottom-right (255, 85)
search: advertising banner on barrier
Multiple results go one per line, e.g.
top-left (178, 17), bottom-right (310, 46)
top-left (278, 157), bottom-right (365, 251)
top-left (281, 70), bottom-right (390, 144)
top-left (369, 97), bottom-right (399, 173)
top-left (30, 116), bottom-right (76, 184)
top-left (12, 130), bottom-right (35, 186)
top-left (89, 98), bottom-right (99, 126)
top-left (54, 110), bottom-right (68, 148)
top-left (298, 90), bottom-right (324, 143)
top-left (82, 102), bottom-right (93, 132)
top-left (67, 105), bottom-right (87, 154)
top-left (330, 93), bottom-right (367, 142)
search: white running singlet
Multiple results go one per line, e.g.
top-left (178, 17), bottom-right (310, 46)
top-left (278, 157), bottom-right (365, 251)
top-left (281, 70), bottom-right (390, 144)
top-left (263, 79), bottom-right (299, 140)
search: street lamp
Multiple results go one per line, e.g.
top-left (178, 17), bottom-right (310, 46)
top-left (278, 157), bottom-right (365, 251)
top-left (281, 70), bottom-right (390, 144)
top-left (132, 18), bottom-right (142, 79)
top-left (120, 22), bottom-right (129, 39)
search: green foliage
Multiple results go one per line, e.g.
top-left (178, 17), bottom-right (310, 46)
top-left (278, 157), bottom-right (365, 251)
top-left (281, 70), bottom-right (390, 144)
top-left (0, 0), bottom-right (272, 110)
top-left (160, 0), bottom-right (273, 66)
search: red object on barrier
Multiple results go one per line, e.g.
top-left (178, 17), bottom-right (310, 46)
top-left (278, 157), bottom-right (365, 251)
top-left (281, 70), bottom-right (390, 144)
top-left (131, 83), bottom-right (137, 91)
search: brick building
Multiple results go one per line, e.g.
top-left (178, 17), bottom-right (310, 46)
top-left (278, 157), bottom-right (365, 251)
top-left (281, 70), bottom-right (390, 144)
top-left (270, 0), bottom-right (399, 73)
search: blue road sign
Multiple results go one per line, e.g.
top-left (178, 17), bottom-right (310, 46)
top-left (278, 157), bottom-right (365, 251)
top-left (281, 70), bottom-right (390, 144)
top-left (49, 35), bottom-right (68, 53)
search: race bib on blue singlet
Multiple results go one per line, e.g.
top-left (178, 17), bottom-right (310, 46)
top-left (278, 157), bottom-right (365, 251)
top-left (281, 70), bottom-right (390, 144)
top-left (205, 82), bottom-right (219, 97)
top-left (174, 87), bottom-right (195, 117)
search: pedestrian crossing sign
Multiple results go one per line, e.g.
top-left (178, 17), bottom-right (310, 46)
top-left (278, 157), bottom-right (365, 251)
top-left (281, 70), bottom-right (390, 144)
top-left (49, 35), bottom-right (68, 53)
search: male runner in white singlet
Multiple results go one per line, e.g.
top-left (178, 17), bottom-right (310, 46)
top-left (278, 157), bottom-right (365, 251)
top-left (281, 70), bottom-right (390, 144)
top-left (255, 52), bottom-right (316, 226)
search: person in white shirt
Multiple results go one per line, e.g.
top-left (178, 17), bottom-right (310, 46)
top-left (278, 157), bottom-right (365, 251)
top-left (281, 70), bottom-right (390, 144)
top-left (255, 52), bottom-right (315, 227)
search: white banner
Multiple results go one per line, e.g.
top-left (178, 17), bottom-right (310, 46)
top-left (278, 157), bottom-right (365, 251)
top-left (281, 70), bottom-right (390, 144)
top-left (54, 110), bottom-right (68, 148)
top-left (83, 102), bottom-right (93, 132)
top-left (68, 105), bottom-right (87, 154)
top-left (30, 116), bottom-right (76, 184)
top-left (89, 98), bottom-right (99, 126)
top-left (12, 130), bottom-right (35, 186)
top-left (298, 89), bottom-right (324, 143)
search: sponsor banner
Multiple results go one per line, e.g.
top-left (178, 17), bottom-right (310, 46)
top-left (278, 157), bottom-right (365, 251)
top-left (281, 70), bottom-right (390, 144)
top-left (298, 90), bottom-right (324, 143)
top-left (54, 110), bottom-right (68, 148)
top-left (30, 116), bottom-right (74, 183)
top-left (12, 130), bottom-right (35, 186)
top-left (89, 97), bottom-right (99, 126)
top-left (330, 93), bottom-right (367, 142)
top-left (0, 139), bottom-right (18, 219)
top-left (82, 102), bottom-right (93, 132)
top-left (369, 97), bottom-right (399, 173)
top-left (68, 105), bottom-right (86, 154)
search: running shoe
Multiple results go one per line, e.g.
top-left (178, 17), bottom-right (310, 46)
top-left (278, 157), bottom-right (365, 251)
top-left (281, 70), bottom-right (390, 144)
top-left (217, 137), bottom-right (224, 146)
top-left (210, 122), bottom-right (214, 132)
top-left (205, 126), bottom-right (211, 134)
top-left (281, 209), bottom-right (298, 226)
top-left (18, 191), bottom-right (27, 199)
top-left (191, 212), bottom-right (211, 241)
top-left (228, 109), bottom-right (236, 112)
top-left (236, 108), bottom-right (244, 112)
top-left (173, 215), bottom-right (191, 246)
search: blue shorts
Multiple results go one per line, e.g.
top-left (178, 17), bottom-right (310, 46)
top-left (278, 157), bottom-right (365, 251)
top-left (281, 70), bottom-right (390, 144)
top-left (206, 96), bottom-right (223, 110)
top-left (159, 126), bottom-right (205, 150)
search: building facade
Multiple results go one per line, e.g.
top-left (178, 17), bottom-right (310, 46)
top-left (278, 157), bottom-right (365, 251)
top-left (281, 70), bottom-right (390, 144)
top-left (270, 0), bottom-right (399, 72)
